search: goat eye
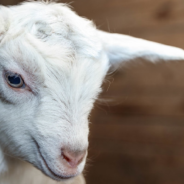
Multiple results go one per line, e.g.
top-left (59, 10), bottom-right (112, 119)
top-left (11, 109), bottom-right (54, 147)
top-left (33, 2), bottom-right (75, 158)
top-left (5, 72), bottom-right (24, 88)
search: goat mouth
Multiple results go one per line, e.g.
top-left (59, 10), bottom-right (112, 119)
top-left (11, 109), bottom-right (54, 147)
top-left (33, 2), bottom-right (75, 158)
top-left (32, 138), bottom-right (76, 180)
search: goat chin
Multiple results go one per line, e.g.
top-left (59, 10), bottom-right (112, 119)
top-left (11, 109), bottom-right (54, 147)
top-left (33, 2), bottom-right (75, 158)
top-left (0, 157), bottom-right (85, 184)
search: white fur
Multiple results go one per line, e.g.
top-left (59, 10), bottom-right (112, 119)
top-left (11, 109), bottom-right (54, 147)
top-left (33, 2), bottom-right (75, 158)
top-left (0, 1), bottom-right (184, 184)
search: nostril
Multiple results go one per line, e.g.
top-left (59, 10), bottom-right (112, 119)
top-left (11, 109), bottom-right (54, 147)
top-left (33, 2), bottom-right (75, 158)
top-left (62, 152), bottom-right (72, 163)
top-left (61, 149), bottom-right (86, 168)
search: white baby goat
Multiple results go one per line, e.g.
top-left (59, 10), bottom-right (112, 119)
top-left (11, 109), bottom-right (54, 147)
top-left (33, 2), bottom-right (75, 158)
top-left (0, 1), bottom-right (184, 184)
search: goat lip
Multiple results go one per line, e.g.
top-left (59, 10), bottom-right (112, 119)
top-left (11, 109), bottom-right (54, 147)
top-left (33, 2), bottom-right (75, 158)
top-left (32, 138), bottom-right (76, 180)
top-left (39, 149), bottom-right (75, 180)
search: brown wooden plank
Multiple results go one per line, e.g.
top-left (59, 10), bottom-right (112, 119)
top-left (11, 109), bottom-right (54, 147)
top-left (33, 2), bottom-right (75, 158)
top-left (86, 150), bottom-right (184, 184)
top-left (93, 96), bottom-right (184, 117)
top-left (69, 0), bottom-right (184, 33)
top-left (89, 120), bottom-right (184, 145)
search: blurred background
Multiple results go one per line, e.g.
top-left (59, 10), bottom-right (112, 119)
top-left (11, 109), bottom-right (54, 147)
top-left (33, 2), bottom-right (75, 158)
top-left (1, 0), bottom-right (184, 184)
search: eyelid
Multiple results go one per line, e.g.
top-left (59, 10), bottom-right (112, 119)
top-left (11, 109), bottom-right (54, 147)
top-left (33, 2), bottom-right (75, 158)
top-left (4, 71), bottom-right (25, 88)
top-left (4, 70), bottom-right (21, 78)
top-left (3, 69), bottom-right (35, 94)
top-left (4, 70), bottom-right (25, 89)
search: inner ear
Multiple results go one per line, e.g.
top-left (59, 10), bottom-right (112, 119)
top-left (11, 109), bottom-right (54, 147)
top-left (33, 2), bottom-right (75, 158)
top-left (0, 6), bottom-right (10, 42)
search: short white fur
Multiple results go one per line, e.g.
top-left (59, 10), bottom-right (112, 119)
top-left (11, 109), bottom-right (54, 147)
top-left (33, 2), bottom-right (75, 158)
top-left (0, 1), bottom-right (184, 184)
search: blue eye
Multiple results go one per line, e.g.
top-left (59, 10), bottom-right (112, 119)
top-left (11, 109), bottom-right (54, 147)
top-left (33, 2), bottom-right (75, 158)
top-left (5, 71), bottom-right (24, 88)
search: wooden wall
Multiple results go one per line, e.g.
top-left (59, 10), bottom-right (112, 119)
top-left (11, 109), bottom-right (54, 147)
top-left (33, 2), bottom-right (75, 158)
top-left (1, 0), bottom-right (184, 184)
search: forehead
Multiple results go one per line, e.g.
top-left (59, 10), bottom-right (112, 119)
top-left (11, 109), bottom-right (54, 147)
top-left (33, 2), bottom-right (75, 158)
top-left (9, 1), bottom-right (102, 59)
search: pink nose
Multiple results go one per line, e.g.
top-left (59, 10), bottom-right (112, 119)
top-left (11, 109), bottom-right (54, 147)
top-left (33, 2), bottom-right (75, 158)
top-left (61, 148), bottom-right (87, 168)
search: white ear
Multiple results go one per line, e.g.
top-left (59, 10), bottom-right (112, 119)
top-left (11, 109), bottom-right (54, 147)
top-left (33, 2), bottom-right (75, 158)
top-left (98, 30), bottom-right (184, 67)
top-left (0, 6), bottom-right (10, 41)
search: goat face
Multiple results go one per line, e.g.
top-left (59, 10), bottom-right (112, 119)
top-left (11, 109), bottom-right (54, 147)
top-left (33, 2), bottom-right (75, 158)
top-left (0, 2), bottom-right (109, 181)
top-left (0, 29), bottom-right (108, 180)
top-left (1, 1), bottom-right (184, 182)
